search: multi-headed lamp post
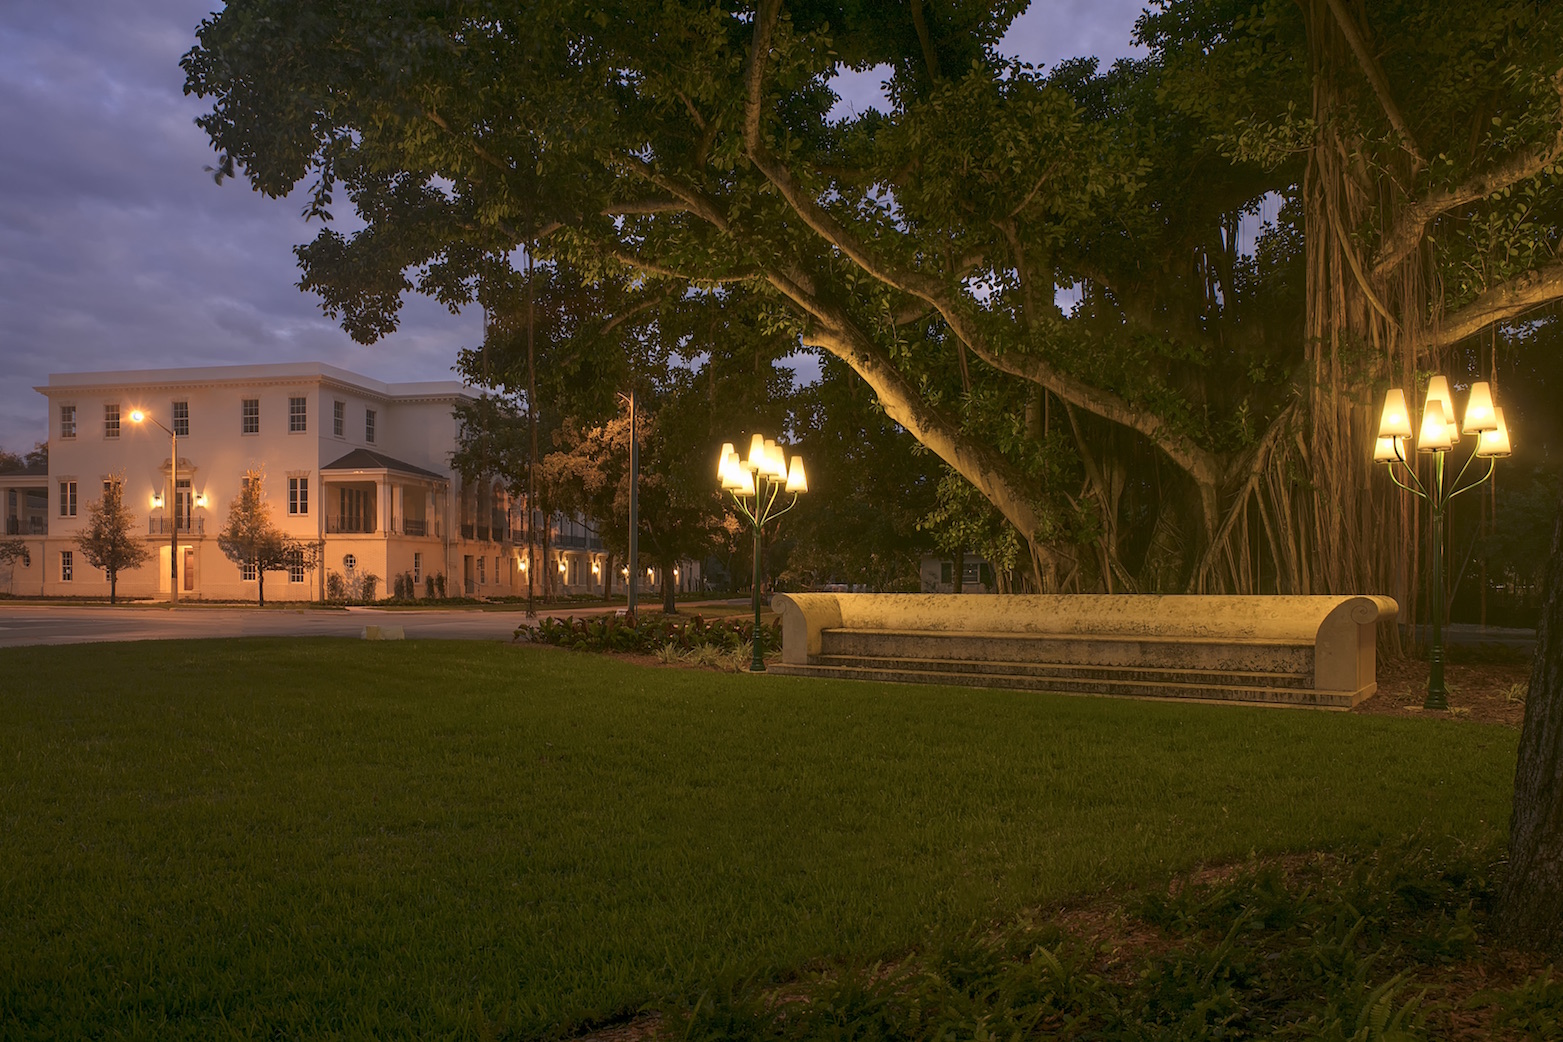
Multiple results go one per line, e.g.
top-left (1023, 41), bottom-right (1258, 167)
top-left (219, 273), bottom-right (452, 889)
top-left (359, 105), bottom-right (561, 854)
top-left (129, 408), bottom-right (180, 605)
top-left (1374, 376), bottom-right (1511, 710)
top-left (717, 434), bottom-right (808, 672)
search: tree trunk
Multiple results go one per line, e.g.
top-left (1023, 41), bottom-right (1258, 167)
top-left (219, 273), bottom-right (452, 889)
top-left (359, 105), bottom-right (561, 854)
top-left (602, 551), bottom-right (613, 600)
top-left (258, 567), bottom-right (266, 607)
top-left (952, 548), bottom-right (964, 594)
top-left (109, 572), bottom-right (117, 605)
top-left (662, 557), bottom-right (677, 614)
top-left (1497, 491), bottom-right (1563, 953)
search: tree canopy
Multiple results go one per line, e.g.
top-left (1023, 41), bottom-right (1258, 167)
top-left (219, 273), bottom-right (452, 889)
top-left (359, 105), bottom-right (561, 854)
top-left (183, 0), bottom-right (1563, 599)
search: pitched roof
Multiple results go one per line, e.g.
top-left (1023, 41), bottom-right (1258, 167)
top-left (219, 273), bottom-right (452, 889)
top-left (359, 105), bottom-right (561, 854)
top-left (321, 449), bottom-right (448, 481)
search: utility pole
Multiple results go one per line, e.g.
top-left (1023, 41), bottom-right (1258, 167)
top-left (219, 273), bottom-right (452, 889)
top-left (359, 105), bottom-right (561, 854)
top-left (627, 389), bottom-right (639, 620)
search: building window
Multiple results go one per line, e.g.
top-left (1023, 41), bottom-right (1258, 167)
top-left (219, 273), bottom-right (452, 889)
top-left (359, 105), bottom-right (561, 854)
top-left (413, 552), bottom-right (423, 584)
top-left (60, 405), bottom-right (76, 439)
top-left (60, 550), bottom-right (73, 582)
top-left (288, 550), bottom-right (306, 584)
top-left (365, 409), bottom-right (377, 444)
top-left (343, 554), bottom-right (356, 576)
top-left (173, 400), bottom-right (189, 437)
top-left (240, 560), bottom-right (257, 581)
top-left (104, 404), bottom-right (120, 439)
top-left (478, 556), bottom-right (486, 584)
top-left (333, 400), bottom-right (345, 437)
top-left (289, 396), bottom-right (307, 433)
top-left (288, 477), bottom-right (309, 515)
top-left (241, 398), bottom-right (259, 435)
top-left (59, 480), bottom-right (76, 518)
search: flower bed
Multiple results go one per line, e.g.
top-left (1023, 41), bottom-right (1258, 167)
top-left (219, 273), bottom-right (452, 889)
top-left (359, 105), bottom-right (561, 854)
top-left (515, 613), bottom-right (782, 656)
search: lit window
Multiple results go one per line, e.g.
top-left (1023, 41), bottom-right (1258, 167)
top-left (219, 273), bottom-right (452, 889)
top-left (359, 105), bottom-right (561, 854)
top-left (60, 405), bottom-right (76, 439)
top-left (288, 477), bottom-right (309, 515)
top-left (59, 480), bottom-right (76, 518)
top-left (242, 398), bottom-right (259, 435)
top-left (333, 400), bottom-right (345, 437)
top-left (241, 560), bottom-right (257, 581)
top-left (288, 550), bottom-right (305, 584)
top-left (60, 550), bottom-right (73, 582)
top-left (104, 404), bottom-right (120, 439)
top-left (365, 409), bottom-right (377, 444)
top-left (289, 396), bottom-right (307, 433)
top-left (173, 401), bottom-right (189, 437)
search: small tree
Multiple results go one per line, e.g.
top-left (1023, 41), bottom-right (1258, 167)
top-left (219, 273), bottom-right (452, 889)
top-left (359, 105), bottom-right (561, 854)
top-left (217, 468), bottom-right (313, 607)
top-left (0, 537), bottom-right (30, 594)
top-left (76, 475), bottom-right (151, 604)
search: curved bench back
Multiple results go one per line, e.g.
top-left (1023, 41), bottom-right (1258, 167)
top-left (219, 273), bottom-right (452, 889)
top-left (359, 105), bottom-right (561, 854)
top-left (771, 593), bottom-right (1399, 694)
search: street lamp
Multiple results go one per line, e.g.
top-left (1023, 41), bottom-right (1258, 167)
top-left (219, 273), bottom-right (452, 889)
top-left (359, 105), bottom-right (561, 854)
top-left (717, 434), bottom-right (808, 672)
top-left (1375, 377), bottom-right (1511, 709)
top-left (129, 408), bottom-right (180, 605)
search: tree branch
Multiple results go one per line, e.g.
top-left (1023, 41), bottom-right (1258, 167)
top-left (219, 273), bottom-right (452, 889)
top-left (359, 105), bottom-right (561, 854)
top-left (1427, 260), bottom-right (1563, 349)
top-left (1374, 69), bottom-right (1563, 278)
top-left (1322, 0), bottom-right (1423, 168)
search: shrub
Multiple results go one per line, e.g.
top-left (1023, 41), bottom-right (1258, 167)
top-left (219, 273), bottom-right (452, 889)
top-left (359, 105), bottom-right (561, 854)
top-left (404, 571), bottom-right (415, 600)
top-left (514, 613), bottom-right (782, 659)
top-left (424, 574), bottom-right (435, 599)
top-left (325, 570), bottom-right (347, 602)
top-left (359, 573), bottom-right (380, 603)
top-left (434, 572), bottom-right (446, 598)
top-left (392, 574), bottom-right (408, 600)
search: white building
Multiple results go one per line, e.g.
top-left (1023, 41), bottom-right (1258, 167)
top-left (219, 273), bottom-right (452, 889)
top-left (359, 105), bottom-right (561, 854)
top-left (0, 362), bottom-right (696, 602)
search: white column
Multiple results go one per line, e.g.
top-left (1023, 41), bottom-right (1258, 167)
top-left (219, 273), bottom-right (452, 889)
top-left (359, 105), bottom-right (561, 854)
top-left (378, 477), bottom-right (391, 534)
top-left (393, 484), bottom-right (405, 535)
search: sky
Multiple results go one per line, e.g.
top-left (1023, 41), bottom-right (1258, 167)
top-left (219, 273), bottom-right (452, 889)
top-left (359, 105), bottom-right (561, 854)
top-left (0, 0), bottom-right (1149, 453)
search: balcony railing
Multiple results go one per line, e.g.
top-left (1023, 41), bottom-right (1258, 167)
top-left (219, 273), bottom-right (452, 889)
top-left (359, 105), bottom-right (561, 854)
top-left (148, 517), bottom-right (203, 535)
top-left (5, 517), bottom-right (47, 535)
top-left (476, 525), bottom-right (491, 542)
top-left (326, 516), bottom-right (375, 534)
top-left (460, 523), bottom-right (475, 540)
top-left (401, 518), bottom-right (430, 537)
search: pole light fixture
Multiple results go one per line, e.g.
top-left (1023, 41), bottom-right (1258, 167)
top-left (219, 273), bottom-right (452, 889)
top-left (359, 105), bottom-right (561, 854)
top-left (717, 434), bottom-right (808, 671)
top-left (1375, 377), bottom-right (1510, 710)
top-left (129, 408), bottom-right (180, 605)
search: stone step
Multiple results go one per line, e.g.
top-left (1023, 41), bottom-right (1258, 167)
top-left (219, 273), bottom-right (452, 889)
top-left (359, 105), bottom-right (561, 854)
top-left (818, 628), bottom-right (1315, 675)
top-left (812, 654), bottom-right (1312, 689)
top-left (766, 661), bottom-right (1362, 710)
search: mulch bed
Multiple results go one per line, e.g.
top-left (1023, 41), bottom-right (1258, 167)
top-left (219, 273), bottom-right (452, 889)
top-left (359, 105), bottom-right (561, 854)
top-left (1355, 648), bottom-right (1534, 726)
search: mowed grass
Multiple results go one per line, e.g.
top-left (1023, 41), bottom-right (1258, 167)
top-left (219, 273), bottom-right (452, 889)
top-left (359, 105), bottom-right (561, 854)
top-left (0, 639), bottom-right (1519, 1040)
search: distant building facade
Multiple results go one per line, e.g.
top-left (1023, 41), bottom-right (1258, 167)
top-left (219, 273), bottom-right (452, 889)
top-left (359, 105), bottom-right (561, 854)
top-left (0, 362), bottom-right (698, 601)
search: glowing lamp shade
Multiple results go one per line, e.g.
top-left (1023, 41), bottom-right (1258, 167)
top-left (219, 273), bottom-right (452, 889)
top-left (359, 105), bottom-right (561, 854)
top-left (747, 433), bottom-right (766, 471)
top-left (1476, 408), bottom-right (1512, 458)
top-left (1376, 389), bottom-right (1413, 439)
top-left (1462, 381), bottom-right (1497, 434)
top-left (716, 442), bottom-right (736, 478)
top-left (734, 467), bottom-right (756, 496)
top-left (1417, 399), bottom-right (1452, 452)
top-left (759, 439), bottom-right (782, 478)
top-left (785, 455), bottom-right (808, 493)
top-left (1425, 376), bottom-right (1458, 443)
top-left (1373, 436), bottom-right (1403, 463)
top-left (769, 444), bottom-right (788, 479)
top-left (719, 450), bottom-right (744, 490)
top-left (130, 409), bottom-right (146, 423)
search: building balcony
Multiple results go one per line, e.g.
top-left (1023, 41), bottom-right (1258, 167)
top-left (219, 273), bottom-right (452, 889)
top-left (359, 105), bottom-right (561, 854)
top-left (326, 515), bottom-right (375, 534)
top-left (149, 517), bottom-right (204, 535)
top-left (5, 517), bottom-right (47, 535)
top-left (400, 518), bottom-right (437, 537)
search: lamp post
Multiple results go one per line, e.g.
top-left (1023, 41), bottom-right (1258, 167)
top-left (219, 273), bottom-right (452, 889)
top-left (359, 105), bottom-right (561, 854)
top-left (717, 434), bottom-right (808, 672)
top-left (129, 408), bottom-right (180, 604)
top-left (1374, 377), bottom-right (1511, 709)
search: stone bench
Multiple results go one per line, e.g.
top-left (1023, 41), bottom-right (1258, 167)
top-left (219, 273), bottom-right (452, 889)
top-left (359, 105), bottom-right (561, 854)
top-left (767, 594), bottom-right (1399, 709)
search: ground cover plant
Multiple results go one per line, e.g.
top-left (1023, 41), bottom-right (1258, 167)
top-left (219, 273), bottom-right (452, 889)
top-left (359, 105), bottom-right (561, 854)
top-left (516, 611), bottom-right (781, 656)
top-left (0, 639), bottom-right (1522, 1040)
top-left (667, 835), bottom-right (1563, 1041)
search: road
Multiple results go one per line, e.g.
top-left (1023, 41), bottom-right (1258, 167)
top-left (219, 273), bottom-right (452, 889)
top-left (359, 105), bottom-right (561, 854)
top-left (0, 603), bottom-right (618, 648)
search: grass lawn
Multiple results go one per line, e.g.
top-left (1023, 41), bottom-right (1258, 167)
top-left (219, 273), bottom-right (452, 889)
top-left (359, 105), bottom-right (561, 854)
top-left (0, 639), bottom-right (1519, 1040)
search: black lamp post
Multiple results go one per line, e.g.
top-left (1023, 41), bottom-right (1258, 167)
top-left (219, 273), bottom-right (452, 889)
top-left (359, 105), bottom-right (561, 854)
top-left (717, 435), bottom-right (807, 672)
top-left (1374, 377), bottom-right (1511, 709)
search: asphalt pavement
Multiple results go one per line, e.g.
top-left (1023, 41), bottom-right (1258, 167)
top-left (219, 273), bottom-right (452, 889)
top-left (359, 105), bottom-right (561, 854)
top-left (0, 602), bottom-right (619, 648)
